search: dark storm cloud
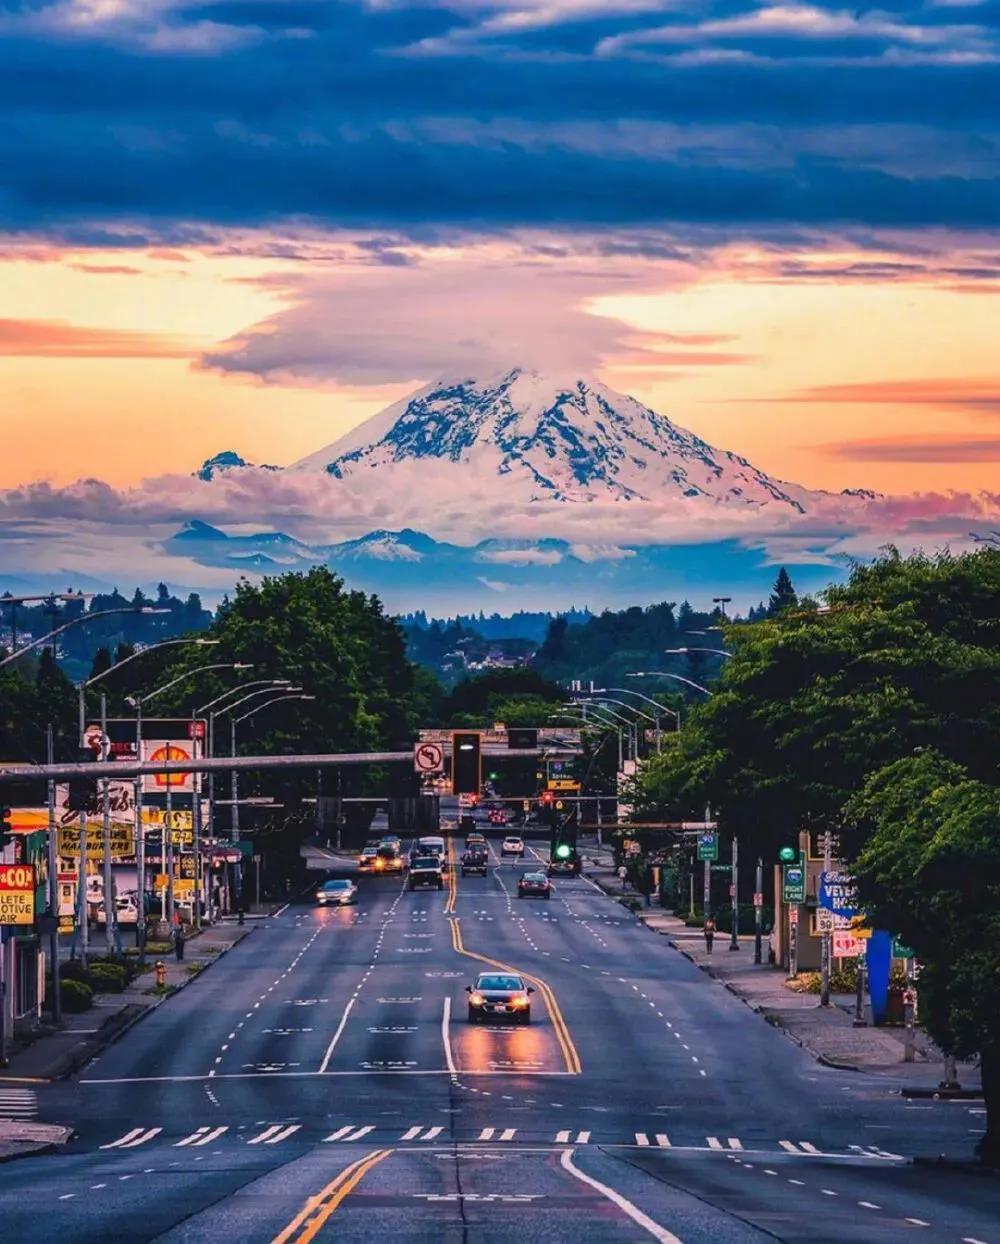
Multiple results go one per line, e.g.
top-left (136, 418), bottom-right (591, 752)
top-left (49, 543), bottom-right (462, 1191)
top-left (0, 1), bottom-right (999, 236)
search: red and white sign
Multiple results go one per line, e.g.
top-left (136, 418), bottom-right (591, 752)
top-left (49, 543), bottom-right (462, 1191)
top-left (413, 742), bottom-right (444, 774)
top-left (752, 892), bottom-right (763, 907)
top-left (833, 931), bottom-right (866, 958)
top-left (789, 907), bottom-right (799, 926)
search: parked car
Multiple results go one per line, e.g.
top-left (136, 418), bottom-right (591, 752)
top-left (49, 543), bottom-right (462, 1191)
top-left (95, 896), bottom-right (139, 925)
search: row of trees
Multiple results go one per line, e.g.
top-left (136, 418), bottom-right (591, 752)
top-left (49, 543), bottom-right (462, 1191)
top-left (632, 548), bottom-right (1000, 1162)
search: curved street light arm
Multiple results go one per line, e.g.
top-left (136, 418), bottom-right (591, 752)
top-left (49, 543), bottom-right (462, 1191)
top-left (214, 685), bottom-right (304, 719)
top-left (234, 693), bottom-right (316, 727)
top-left (626, 671), bottom-right (713, 696)
top-left (132, 662), bottom-right (253, 708)
top-left (85, 637), bottom-right (220, 689)
top-left (197, 678), bottom-right (292, 716)
top-left (664, 647), bottom-right (731, 659)
top-left (595, 687), bottom-right (680, 722)
top-left (1, 606), bottom-right (170, 670)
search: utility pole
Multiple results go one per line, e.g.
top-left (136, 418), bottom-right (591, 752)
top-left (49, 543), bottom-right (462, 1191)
top-left (753, 855), bottom-right (763, 964)
top-left (729, 833), bottom-right (739, 950)
top-left (703, 803), bottom-right (712, 918)
top-left (100, 692), bottom-right (117, 955)
top-left (46, 725), bottom-right (61, 1022)
top-left (820, 829), bottom-right (832, 1006)
top-left (76, 686), bottom-right (88, 968)
top-left (134, 705), bottom-right (145, 960)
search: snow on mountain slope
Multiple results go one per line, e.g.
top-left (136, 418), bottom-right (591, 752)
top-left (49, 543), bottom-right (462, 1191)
top-left (292, 367), bottom-right (806, 511)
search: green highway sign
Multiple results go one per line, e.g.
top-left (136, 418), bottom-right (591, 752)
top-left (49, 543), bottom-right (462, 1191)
top-left (782, 861), bottom-right (806, 904)
top-left (697, 832), bottom-right (718, 862)
top-left (710, 864), bottom-right (730, 873)
top-left (892, 939), bottom-right (916, 959)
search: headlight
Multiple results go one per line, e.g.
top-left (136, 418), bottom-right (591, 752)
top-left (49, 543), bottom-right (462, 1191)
top-left (315, 892), bottom-right (325, 900)
top-left (470, 992), bottom-right (485, 1005)
top-left (511, 995), bottom-right (528, 1007)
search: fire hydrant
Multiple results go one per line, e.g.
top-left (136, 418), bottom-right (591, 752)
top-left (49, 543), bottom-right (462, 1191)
top-left (155, 961), bottom-right (166, 988)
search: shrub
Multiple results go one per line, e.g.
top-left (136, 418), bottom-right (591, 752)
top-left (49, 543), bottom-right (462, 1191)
top-left (87, 963), bottom-right (127, 993)
top-left (60, 978), bottom-right (94, 1013)
top-left (59, 958), bottom-right (90, 983)
top-left (145, 941), bottom-right (173, 954)
top-left (89, 954), bottom-right (136, 983)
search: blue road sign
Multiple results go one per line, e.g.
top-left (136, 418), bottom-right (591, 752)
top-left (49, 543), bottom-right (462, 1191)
top-left (819, 870), bottom-right (858, 918)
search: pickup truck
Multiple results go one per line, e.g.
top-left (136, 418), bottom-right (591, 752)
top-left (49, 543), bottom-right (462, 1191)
top-left (408, 855), bottom-right (444, 891)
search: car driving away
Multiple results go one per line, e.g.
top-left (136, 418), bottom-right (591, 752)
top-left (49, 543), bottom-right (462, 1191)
top-left (466, 972), bottom-right (534, 1023)
top-left (501, 834), bottom-right (524, 857)
top-left (408, 854), bottom-right (444, 890)
top-left (316, 879), bottom-right (358, 906)
top-left (461, 847), bottom-right (488, 876)
top-left (517, 870), bottom-right (551, 899)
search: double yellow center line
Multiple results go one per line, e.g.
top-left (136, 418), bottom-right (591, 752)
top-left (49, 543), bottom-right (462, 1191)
top-left (272, 1149), bottom-right (392, 1244)
top-left (446, 838), bottom-right (582, 1075)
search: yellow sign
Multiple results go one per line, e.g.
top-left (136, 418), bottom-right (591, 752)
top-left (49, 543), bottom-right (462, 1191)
top-left (57, 824), bottom-right (135, 860)
top-left (154, 873), bottom-right (169, 889)
top-left (547, 779), bottom-right (580, 791)
top-left (0, 863), bottom-right (36, 925)
top-left (850, 915), bottom-right (872, 940)
top-left (173, 879), bottom-right (195, 899)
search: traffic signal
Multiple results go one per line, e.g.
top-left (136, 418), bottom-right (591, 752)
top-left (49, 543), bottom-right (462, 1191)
top-left (452, 732), bottom-right (482, 796)
top-left (0, 806), bottom-right (11, 852)
top-left (67, 748), bottom-right (99, 813)
top-left (554, 841), bottom-right (572, 860)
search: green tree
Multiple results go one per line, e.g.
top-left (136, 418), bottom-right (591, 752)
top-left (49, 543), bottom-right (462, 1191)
top-left (846, 751), bottom-right (1000, 1163)
top-left (767, 567), bottom-right (798, 616)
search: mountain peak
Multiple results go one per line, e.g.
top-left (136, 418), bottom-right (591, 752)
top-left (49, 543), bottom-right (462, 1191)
top-left (292, 366), bottom-right (805, 511)
top-left (196, 451), bottom-right (281, 481)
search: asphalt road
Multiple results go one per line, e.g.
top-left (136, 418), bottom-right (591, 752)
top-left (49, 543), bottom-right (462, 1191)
top-left (0, 835), bottom-right (995, 1244)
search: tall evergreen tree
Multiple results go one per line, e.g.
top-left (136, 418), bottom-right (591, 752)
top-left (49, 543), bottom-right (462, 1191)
top-left (767, 567), bottom-right (798, 616)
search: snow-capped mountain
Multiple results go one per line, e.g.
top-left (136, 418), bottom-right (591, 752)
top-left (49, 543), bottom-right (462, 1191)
top-left (196, 452), bottom-right (280, 481)
top-left (291, 367), bottom-right (807, 511)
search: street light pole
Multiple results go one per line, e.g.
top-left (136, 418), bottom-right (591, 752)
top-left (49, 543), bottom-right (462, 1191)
top-left (820, 829), bottom-right (832, 1006)
top-left (729, 833), bottom-right (739, 951)
top-left (45, 725), bottom-right (61, 1023)
top-left (754, 856), bottom-right (763, 964)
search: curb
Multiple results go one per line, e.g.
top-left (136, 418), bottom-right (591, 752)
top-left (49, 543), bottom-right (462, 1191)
top-left (0, 1141), bottom-right (60, 1165)
top-left (17, 925), bottom-right (258, 1082)
top-left (912, 1155), bottom-right (1000, 1179)
top-left (901, 1087), bottom-right (984, 1101)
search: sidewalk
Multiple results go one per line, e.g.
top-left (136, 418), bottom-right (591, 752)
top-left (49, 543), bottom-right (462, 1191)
top-left (0, 921), bottom-right (255, 1085)
top-left (584, 865), bottom-right (982, 1093)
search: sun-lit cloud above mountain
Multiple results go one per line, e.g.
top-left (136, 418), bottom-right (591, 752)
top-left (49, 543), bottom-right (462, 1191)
top-left (0, 0), bottom-right (998, 606)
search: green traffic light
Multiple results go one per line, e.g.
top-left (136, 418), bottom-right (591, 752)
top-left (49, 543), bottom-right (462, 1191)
top-left (555, 844), bottom-right (571, 859)
top-left (779, 847), bottom-right (796, 863)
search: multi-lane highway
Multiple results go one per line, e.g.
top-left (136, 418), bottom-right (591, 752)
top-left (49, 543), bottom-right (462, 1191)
top-left (0, 834), bottom-right (994, 1243)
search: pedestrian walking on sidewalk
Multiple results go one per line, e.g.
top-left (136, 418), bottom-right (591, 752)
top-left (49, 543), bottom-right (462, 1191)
top-left (618, 864), bottom-right (628, 889)
top-left (703, 916), bottom-right (716, 954)
top-left (173, 924), bottom-right (185, 962)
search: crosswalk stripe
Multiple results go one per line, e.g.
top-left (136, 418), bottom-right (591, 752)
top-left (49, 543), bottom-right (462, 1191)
top-left (248, 1125), bottom-right (283, 1145)
top-left (799, 1142), bottom-right (822, 1154)
top-left (499, 1128), bottom-right (516, 1141)
top-left (478, 1128), bottom-right (495, 1141)
top-left (401, 1126), bottom-right (422, 1141)
top-left (421, 1127), bottom-right (443, 1141)
top-left (706, 1137), bottom-right (724, 1150)
top-left (655, 1134), bottom-right (671, 1148)
top-left (635, 1133), bottom-right (650, 1146)
top-left (175, 1128), bottom-right (211, 1147)
top-left (576, 1131), bottom-right (591, 1144)
top-left (779, 1140), bottom-right (800, 1153)
top-left (101, 1127), bottom-right (162, 1150)
top-left (324, 1126), bottom-right (354, 1142)
top-left (263, 1125), bottom-right (301, 1145)
top-left (191, 1127), bottom-right (228, 1146)
top-left (727, 1138), bottom-right (743, 1151)
top-left (345, 1126), bottom-right (375, 1141)
top-left (555, 1130), bottom-right (571, 1144)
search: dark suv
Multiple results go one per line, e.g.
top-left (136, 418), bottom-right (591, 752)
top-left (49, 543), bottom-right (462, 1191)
top-left (408, 855), bottom-right (444, 891)
top-left (461, 849), bottom-right (488, 877)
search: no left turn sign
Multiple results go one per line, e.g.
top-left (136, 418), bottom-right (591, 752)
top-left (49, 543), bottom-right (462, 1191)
top-left (413, 742), bottom-right (445, 774)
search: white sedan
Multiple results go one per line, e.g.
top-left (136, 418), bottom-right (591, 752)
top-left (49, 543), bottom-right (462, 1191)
top-left (316, 879), bottom-right (359, 906)
top-left (501, 836), bottom-right (525, 856)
